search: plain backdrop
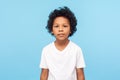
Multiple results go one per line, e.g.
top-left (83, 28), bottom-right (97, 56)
top-left (0, 0), bottom-right (120, 80)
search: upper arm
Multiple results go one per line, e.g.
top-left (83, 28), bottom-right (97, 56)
top-left (76, 68), bottom-right (85, 80)
top-left (40, 69), bottom-right (49, 80)
top-left (76, 48), bottom-right (86, 68)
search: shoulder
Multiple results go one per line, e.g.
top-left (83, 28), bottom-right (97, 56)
top-left (42, 42), bottom-right (54, 53)
top-left (41, 42), bottom-right (54, 56)
top-left (70, 41), bottom-right (82, 50)
top-left (42, 42), bottom-right (53, 50)
top-left (69, 41), bottom-right (83, 54)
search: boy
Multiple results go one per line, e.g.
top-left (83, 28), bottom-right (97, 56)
top-left (40, 6), bottom-right (86, 80)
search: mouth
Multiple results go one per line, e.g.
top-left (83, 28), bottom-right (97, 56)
top-left (58, 34), bottom-right (64, 37)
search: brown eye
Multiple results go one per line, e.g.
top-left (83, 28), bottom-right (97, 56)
top-left (63, 25), bottom-right (68, 28)
top-left (53, 26), bottom-right (59, 28)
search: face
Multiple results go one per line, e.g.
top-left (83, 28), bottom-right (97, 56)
top-left (52, 16), bottom-right (71, 41)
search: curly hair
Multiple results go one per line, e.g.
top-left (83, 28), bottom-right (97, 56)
top-left (46, 6), bottom-right (77, 37)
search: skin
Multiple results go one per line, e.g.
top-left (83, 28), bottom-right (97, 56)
top-left (76, 68), bottom-right (85, 80)
top-left (40, 16), bottom-right (85, 80)
top-left (40, 69), bottom-right (49, 80)
top-left (52, 16), bottom-right (71, 51)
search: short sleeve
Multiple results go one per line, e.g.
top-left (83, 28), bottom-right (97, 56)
top-left (76, 48), bottom-right (86, 68)
top-left (39, 48), bottom-right (48, 69)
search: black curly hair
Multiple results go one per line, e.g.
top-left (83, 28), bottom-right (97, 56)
top-left (46, 6), bottom-right (77, 37)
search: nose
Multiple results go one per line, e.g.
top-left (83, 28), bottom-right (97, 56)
top-left (58, 27), bottom-right (63, 32)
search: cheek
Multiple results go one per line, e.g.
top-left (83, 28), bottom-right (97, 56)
top-left (52, 30), bottom-right (57, 36)
top-left (65, 30), bottom-right (71, 36)
top-left (67, 28), bottom-right (71, 33)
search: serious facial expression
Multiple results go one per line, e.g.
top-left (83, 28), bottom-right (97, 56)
top-left (52, 17), bottom-right (71, 41)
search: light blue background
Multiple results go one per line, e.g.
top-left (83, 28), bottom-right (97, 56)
top-left (0, 0), bottom-right (120, 80)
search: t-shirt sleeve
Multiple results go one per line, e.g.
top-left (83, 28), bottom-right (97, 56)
top-left (39, 48), bottom-right (48, 69)
top-left (76, 48), bottom-right (86, 68)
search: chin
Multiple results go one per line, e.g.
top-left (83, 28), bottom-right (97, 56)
top-left (57, 38), bottom-right (68, 41)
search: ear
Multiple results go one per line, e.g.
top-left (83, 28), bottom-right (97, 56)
top-left (51, 31), bottom-right (54, 35)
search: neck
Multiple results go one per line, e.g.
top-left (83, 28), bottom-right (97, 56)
top-left (55, 39), bottom-right (69, 46)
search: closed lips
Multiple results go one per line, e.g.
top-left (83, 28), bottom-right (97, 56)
top-left (58, 34), bottom-right (64, 36)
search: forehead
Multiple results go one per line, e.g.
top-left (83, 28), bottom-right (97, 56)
top-left (53, 16), bottom-right (70, 24)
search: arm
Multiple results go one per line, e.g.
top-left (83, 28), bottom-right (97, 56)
top-left (76, 68), bottom-right (85, 80)
top-left (40, 69), bottom-right (49, 80)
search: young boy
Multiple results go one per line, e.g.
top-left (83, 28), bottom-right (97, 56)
top-left (40, 6), bottom-right (86, 80)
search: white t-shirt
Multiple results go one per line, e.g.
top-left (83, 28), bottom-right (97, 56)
top-left (40, 41), bottom-right (85, 80)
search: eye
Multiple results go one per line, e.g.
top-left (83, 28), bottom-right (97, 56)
top-left (63, 25), bottom-right (68, 28)
top-left (53, 25), bottom-right (59, 28)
